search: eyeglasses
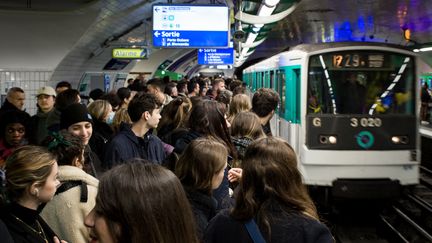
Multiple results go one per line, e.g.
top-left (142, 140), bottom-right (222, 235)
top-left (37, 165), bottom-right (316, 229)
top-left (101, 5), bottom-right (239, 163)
top-left (6, 127), bottom-right (25, 134)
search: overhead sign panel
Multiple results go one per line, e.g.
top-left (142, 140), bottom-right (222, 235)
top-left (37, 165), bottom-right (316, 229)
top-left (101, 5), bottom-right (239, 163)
top-left (152, 5), bottom-right (229, 48)
top-left (198, 48), bottom-right (234, 65)
top-left (112, 48), bottom-right (148, 59)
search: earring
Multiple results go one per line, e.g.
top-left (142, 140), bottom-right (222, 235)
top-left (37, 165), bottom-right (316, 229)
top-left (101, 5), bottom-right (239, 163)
top-left (33, 189), bottom-right (39, 197)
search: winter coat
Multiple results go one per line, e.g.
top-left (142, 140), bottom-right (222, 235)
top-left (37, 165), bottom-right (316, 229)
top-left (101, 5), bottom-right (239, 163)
top-left (173, 130), bottom-right (202, 154)
top-left (184, 188), bottom-right (218, 240)
top-left (89, 119), bottom-right (114, 162)
top-left (0, 202), bottom-right (58, 243)
top-left (104, 123), bottom-right (166, 169)
top-left (0, 99), bottom-right (20, 118)
top-left (204, 204), bottom-right (333, 243)
top-left (28, 110), bottom-right (51, 145)
top-left (157, 124), bottom-right (188, 147)
top-left (41, 165), bottom-right (98, 243)
top-left (45, 108), bottom-right (61, 133)
top-left (0, 218), bottom-right (13, 243)
top-left (0, 139), bottom-right (15, 168)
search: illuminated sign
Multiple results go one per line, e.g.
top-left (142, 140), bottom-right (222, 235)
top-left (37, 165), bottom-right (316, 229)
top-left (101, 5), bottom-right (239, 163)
top-left (152, 5), bottom-right (229, 48)
top-left (198, 48), bottom-right (234, 65)
top-left (112, 48), bottom-right (148, 59)
top-left (332, 53), bottom-right (385, 68)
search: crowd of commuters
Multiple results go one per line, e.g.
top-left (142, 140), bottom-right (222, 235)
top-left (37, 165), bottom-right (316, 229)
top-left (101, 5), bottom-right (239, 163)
top-left (0, 76), bottom-right (333, 242)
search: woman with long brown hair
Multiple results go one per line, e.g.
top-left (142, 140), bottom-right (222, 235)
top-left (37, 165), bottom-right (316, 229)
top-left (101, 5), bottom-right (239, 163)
top-left (157, 96), bottom-right (192, 146)
top-left (205, 137), bottom-right (333, 243)
top-left (175, 138), bottom-right (227, 239)
top-left (85, 162), bottom-right (198, 243)
top-left (174, 100), bottom-right (237, 210)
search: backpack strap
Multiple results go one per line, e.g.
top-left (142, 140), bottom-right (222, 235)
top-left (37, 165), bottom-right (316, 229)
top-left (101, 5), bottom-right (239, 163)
top-left (55, 180), bottom-right (88, 203)
top-left (244, 219), bottom-right (266, 243)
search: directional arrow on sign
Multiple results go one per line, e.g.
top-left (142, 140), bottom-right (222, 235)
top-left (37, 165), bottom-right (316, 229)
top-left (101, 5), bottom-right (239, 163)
top-left (154, 31), bottom-right (161, 37)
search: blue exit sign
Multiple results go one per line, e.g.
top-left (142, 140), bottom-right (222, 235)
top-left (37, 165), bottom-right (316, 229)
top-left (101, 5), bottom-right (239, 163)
top-left (198, 48), bottom-right (234, 65)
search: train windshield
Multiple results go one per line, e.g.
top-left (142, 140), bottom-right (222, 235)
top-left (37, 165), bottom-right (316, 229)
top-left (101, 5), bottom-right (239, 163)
top-left (307, 51), bottom-right (415, 115)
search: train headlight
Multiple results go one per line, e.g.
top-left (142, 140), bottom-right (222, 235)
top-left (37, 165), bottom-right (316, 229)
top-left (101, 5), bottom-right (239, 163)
top-left (391, 136), bottom-right (400, 144)
top-left (391, 136), bottom-right (408, 144)
top-left (319, 135), bottom-right (337, 144)
top-left (328, 136), bottom-right (337, 144)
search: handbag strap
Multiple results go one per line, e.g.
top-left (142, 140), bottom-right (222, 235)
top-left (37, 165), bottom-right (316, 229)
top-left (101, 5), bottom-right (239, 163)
top-left (244, 219), bottom-right (266, 243)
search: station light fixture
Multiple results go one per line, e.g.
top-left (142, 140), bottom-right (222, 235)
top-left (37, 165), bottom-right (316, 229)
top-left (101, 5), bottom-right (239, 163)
top-left (413, 46), bottom-right (432, 52)
top-left (234, 0), bottom-right (300, 67)
top-left (264, 0), bottom-right (280, 6)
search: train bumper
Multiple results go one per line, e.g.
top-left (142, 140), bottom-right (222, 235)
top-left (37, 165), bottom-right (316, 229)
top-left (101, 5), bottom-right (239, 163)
top-left (332, 179), bottom-right (401, 199)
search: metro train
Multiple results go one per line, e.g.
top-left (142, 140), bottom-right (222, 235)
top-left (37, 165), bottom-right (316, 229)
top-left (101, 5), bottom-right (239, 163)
top-left (243, 42), bottom-right (420, 200)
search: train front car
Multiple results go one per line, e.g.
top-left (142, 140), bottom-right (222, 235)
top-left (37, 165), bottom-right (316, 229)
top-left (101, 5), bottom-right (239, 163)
top-left (298, 43), bottom-right (419, 200)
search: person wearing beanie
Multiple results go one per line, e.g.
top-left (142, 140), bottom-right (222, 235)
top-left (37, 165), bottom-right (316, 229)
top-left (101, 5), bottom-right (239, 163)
top-left (60, 103), bottom-right (102, 177)
top-left (0, 110), bottom-right (30, 168)
top-left (60, 103), bottom-right (93, 136)
top-left (45, 88), bottom-right (81, 133)
top-left (28, 86), bottom-right (56, 145)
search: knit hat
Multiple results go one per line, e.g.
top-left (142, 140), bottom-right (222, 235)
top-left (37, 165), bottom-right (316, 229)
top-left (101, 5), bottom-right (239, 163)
top-left (60, 103), bottom-right (93, 129)
top-left (37, 86), bottom-right (56, 97)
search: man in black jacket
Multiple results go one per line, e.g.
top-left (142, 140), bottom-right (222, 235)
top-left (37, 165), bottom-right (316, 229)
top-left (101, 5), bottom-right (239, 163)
top-left (0, 87), bottom-right (26, 118)
top-left (104, 93), bottom-right (166, 169)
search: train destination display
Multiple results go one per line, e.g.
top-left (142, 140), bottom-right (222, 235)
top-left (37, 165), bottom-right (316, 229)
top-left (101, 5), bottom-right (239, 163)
top-left (332, 53), bottom-right (386, 68)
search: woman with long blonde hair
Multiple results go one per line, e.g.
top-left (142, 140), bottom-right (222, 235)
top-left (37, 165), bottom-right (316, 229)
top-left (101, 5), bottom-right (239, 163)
top-left (227, 94), bottom-right (252, 124)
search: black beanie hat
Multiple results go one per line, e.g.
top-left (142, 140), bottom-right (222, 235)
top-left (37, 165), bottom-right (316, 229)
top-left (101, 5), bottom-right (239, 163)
top-left (60, 103), bottom-right (93, 129)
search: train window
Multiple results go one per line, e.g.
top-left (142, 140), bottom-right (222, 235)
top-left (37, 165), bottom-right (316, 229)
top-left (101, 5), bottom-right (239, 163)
top-left (278, 69), bottom-right (286, 115)
top-left (103, 58), bottom-right (131, 70)
top-left (261, 72), bottom-right (264, 88)
top-left (270, 70), bottom-right (274, 88)
top-left (307, 51), bottom-right (415, 115)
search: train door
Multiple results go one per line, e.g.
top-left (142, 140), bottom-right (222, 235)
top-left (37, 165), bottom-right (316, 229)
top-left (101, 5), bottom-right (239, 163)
top-left (252, 72), bottom-right (257, 91)
top-left (261, 71), bottom-right (264, 88)
top-left (264, 71), bottom-right (269, 88)
top-left (279, 66), bottom-right (301, 152)
top-left (112, 73), bottom-right (128, 90)
top-left (273, 69), bottom-right (285, 138)
top-left (270, 70), bottom-right (275, 89)
top-left (78, 72), bottom-right (127, 103)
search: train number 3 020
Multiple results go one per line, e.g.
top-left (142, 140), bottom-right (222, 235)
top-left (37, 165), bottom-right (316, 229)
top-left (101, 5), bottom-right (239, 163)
top-left (350, 118), bottom-right (382, 127)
